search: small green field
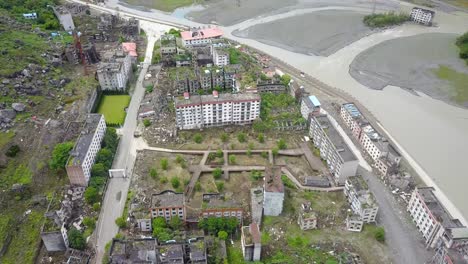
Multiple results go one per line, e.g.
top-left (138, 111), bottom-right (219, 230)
top-left (97, 95), bottom-right (131, 126)
top-left (122, 0), bottom-right (196, 12)
top-left (433, 65), bottom-right (468, 104)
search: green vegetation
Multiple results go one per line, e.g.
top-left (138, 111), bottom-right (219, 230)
top-left (49, 142), bottom-right (74, 170)
top-left (97, 95), bottom-right (131, 126)
top-left (363, 12), bottom-right (410, 28)
top-left (0, 131), bottom-right (15, 149)
top-left (456, 32), bottom-right (468, 65)
top-left (237, 132), bottom-right (246, 143)
top-left (374, 227), bottom-right (386, 242)
top-left (228, 155), bottom-right (236, 164)
top-left (213, 168), bottom-right (223, 179)
top-left (272, 147), bottom-right (279, 157)
top-left (280, 74), bottom-right (291, 86)
top-left (432, 65), bottom-right (468, 104)
top-left (151, 216), bottom-right (179, 242)
top-left (281, 175), bottom-right (297, 189)
top-left (220, 133), bottom-right (229, 143)
top-left (251, 170), bottom-right (263, 181)
top-left (143, 119), bottom-right (151, 127)
top-left (125, 0), bottom-right (194, 12)
top-left (171, 177), bottom-right (180, 188)
top-left (68, 228), bottom-right (86, 250)
top-left (277, 138), bottom-right (287, 150)
top-left (146, 85), bottom-right (154, 93)
top-left (216, 181), bottom-right (224, 192)
top-left (168, 28), bottom-right (182, 37)
top-left (5, 145), bottom-right (20, 157)
top-left (218, 230), bottom-right (228, 240)
top-left (115, 217), bottom-right (127, 228)
top-left (198, 217), bottom-right (239, 235)
top-left (228, 47), bottom-right (241, 64)
top-left (160, 158), bottom-right (169, 170)
top-left (257, 133), bottom-right (265, 143)
top-left (0, 0), bottom-right (60, 29)
top-left (193, 133), bottom-right (203, 144)
top-left (254, 93), bottom-right (303, 132)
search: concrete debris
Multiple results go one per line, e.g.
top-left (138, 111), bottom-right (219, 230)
top-left (0, 109), bottom-right (16, 121)
top-left (12, 103), bottom-right (26, 112)
top-left (22, 69), bottom-right (31, 78)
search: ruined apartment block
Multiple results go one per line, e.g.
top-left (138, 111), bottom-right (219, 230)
top-left (300, 95), bottom-right (321, 120)
top-left (175, 91), bottom-right (260, 130)
top-left (263, 166), bottom-right (285, 216)
top-left (201, 193), bottom-right (243, 222)
top-left (344, 175), bottom-right (379, 224)
top-left (298, 202), bottom-right (317, 230)
top-left (241, 223), bottom-right (262, 262)
top-left (52, 6), bottom-right (75, 31)
top-left (150, 190), bottom-right (185, 221)
top-left (309, 114), bottom-right (359, 185)
top-left (97, 51), bottom-right (132, 91)
top-left (66, 114), bottom-right (106, 186)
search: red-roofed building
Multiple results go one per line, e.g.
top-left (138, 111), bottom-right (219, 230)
top-left (122, 42), bottom-right (137, 62)
top-left (181, 27), bottom-right (223, 47)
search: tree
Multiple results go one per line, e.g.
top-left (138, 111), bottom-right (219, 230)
top-left (237, 133), bottom-right (246, 143)
top-left (83, 217), bottom-right (96, 229)
top-left (84, 187), bottom-right (99, 204)
top-left (374, 227), bottom-right (385, 242)
top-left (152, 217), bottom-right (167, 229)
top-left (49, 142), bottom-right (74, 170)
top-left (257, 133), bottom-right (265, 143)
top-left (229, 155), bottom-right (236, 164)
top-left (169, 216), bottom-right (183, 230)
top-left (115, 217), bottom-right (127, 228)
top-left (216, 181), bottom-right (224, 192)
top-left (143, 119), bottom-right (151, 127)
top-left (277, 138), bottom-right (287, 150)
top-left (91, 163), bottom-right (107, 178)
top-left (96, 148), bottom-right (114, 169)
top-left (220, 133), bottom-right (228, 143)
top-left (216, 149), bottom-right (223, 158)
top-left (251, 170), bottom-right (263, 181)
top-left (153, 227), bottom-right (172, 241)
top-left (213, 168), bottom-right (223, 179)
top-left (160, 158), bottom-right (168, 170)
top-left (280, 74), bottom-right (291, 86)
top-left (103, 127), bottom-right (118, 151)
top-left (272, 147), bottom-right (279, 157)
top-left (171, 177), bottom-right (180, 188)
top-left (68, 228), bottom-right (86, 250)
top-left (193, 133), bottom-right (203, 143)
top-left (5, 145), bottom-right (20, 157)
top-left (218, 230), bottom-right (228, 240)
top-left (93, 202), bottom-right (101, 211)
top-left (150, 168), bottom-right (158, 179)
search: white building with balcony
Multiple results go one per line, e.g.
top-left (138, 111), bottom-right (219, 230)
top-left (344, 175), bottom-right (379, 223)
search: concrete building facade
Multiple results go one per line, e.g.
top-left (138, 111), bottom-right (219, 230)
top-left (301, 95), bottom-right (321, 120)
top-left (201, 193), bottom-right (243, 222)
top-left (263, 166), bottom-right (285, 216)
top-left (66, 114), bottom-right (106, 186)
top-left (309, 115), bottom-right (359, 185)
top-left (97, 52), bottom-right (132, 91)
top-left (175, 92), bottom-right (260, 130)
top-left (346, 215), bottom-right (364, 232)
top-left (150, 190), bottom-right (185, 221)
top-left (212, 47), bottom-right (229, 67)
top-left (344, 175), bottom-right (379, 223)
top-left (241, 223), bottom-right (262, 261)
top-left (298, 202), bottom-right (317, 230)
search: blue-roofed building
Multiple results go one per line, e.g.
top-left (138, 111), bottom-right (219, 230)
top-left (340, 103), bottom-right (369, 140)
top-left (301, 95), bottom-right (321, 120)
top-left (23, 13), bottom-right (37, 19)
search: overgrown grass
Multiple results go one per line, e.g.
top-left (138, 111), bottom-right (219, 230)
top-left (432, 65), bottom-right (468, 104)
top-left (97, 95), bottom-right (131, 125)
top-left (363, 12), bottom-right (410, 28)
top-left (0, 25), bottom-right (51, 76)
top-left (0, 131), bottom-right (15, 149)
top-left (123, 0), bottom-right (195, 12)
top-left (63, 76), bottom-right (99, 104)
top-left (0, 162), bottom-right (33, 189)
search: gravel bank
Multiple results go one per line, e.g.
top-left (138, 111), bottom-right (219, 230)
top-left (349, 33), bottom-right (468, 107)
top-left (232, 10), bottom-right (375, 56)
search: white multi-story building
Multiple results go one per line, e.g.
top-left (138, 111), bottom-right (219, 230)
top-left (309, 115), bottom-right (359, 185)
top-left (181, 27), bottom-right (223, 47)
top-left (410, 7), bottom-right (435, 26)
top-left (300, 95), bottom-right (321, 120)
top-left (97, 52), bottom-right (132, 91)
top-left (175, 91), bottom-right (260, 130)
top-left (340, 103), bottom-right (369, 140)
top-left (66, 114), bottom-right (106, 186)
top-left (263, 166), bottom-right (285, 216)
top-left (407, 187), bottom-right (468, 250)
top-left (344, 175), bottom-right (379, 223)
top-left (212, 47), bottom-right (230, 67)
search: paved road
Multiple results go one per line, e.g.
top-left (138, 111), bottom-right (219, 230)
top-left (93, 32), bottom-right (157, 263)
top-left (358, 167), bottom-right (433, 263)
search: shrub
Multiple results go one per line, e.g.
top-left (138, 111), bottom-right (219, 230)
top-left (213, 168), bottom-right (223, 179)
top-left (160, 176), bottom-right (168, 184)
top-left (49, 142), bottom-right (74, 170)
top-left (160, 158), bottom-right (168, 170)
top-left (169, 216), bottom-right (183, 230)
top-left (68, 228), bottom-right (86, 250)
top-left (152, 217), bottom-right (167, 229)
top-left (374, 227), bottom-right (385, 242)
top-left (363, 12), bottom-right (410, 28)
top-left (84, 187), bottom-right (99, 204)
top-left (221, 133), bottom-right (228, 143)
top-left (247, 149), bottom-right (252, 157)
top-left (281, 175), bottom-right (296, 189)
top-left (257, 133), bottom-right (265, 143)
top-left (251, 170), bottom-right (263, 181)
top-left (115, 217), bottom-right (127, 228)
top-left (193, 133), bottom-right (203, 143)
top-left (91, 163), bottom-right (107, 178)
top-left (150, 168), bottom-right (158, 179)
top-left (237, 133), bottom-right (246, 143)
top-left (195, 182), bottom-right (202, 192)
top-left (216, 149), bottom-right (223, 158)
top-left (218, 230), bottom-right (228, 240)
top-left (5, 144), bottom-right (20, 157)
top-left (272, 147), bottom-right (279, 157)
top-left (171, 177), bottom-right (180, 188)
top-left (146, 85), bottom-right (154, 93)
top-left (83, 217), bottom-right (96, 229)
top-left (216, 181), bottom-right (224, 192)
top-left (93, 202), bottom-right (101, 211)
top-left (228, 155), bottom-right (236, 164)
top-left (143, 119), bottom-right (151, 127)
top-left (277, 139), bottom-right (287, 150)
top-left (208, 152), bottom-right (216, 161)
top-left (175, 155), bottom-right (184, 164)
top-left (261, 151), bottom-right (268, 159)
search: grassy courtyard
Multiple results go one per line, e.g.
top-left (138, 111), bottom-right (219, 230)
top-left (97, 95), bottom-right (131, 126)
